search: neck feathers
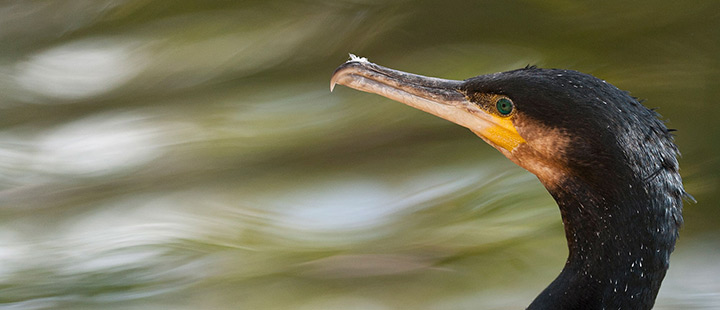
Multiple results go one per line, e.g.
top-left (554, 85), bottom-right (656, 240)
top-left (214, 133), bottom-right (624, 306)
top-left (528, 161), bottom-right (684, 310)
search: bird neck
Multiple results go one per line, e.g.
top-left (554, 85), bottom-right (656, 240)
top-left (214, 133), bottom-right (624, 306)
top-left (527, 174), bottom-right (681, 310)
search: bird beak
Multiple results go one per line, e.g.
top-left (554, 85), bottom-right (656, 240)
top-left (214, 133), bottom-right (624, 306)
top-left (330, 56), bottom-right (524, 153)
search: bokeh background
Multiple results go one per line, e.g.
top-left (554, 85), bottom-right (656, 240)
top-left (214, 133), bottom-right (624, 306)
top-left (1, 1), bottom-right (718, 309)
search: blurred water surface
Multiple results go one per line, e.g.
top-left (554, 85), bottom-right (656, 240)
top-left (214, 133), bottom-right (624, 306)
top-left (1, 1), bottom-right (719, 309)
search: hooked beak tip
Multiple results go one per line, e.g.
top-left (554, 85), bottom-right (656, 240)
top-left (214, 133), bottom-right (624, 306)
top-left (331, 55), bottom-right (368, 92)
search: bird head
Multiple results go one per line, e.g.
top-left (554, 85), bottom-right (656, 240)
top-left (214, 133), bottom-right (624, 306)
top-left (330, 56), bottom-right (652, 190)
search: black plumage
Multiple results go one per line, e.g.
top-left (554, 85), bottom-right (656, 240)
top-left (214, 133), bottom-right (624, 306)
top-left (331, 59), bottom-right (687, 310)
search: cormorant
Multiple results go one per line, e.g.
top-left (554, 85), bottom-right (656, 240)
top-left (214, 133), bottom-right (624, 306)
top-left (330, 55), bottom-right (686, 310)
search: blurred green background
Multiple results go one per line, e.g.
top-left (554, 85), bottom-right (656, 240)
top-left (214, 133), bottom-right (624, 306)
top-left (1, 1), bottom-right (718, 309)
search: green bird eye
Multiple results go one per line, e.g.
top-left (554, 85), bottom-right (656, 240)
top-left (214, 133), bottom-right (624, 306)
top-left (496, 98), bottom-right (514, 115)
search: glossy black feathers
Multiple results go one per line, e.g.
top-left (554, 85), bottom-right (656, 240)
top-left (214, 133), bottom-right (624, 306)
top-left (461, 67), bottom-right (685, 310)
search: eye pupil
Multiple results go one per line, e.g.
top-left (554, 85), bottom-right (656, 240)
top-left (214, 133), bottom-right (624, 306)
top-left (497, 98), bottom-right (513, 115)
